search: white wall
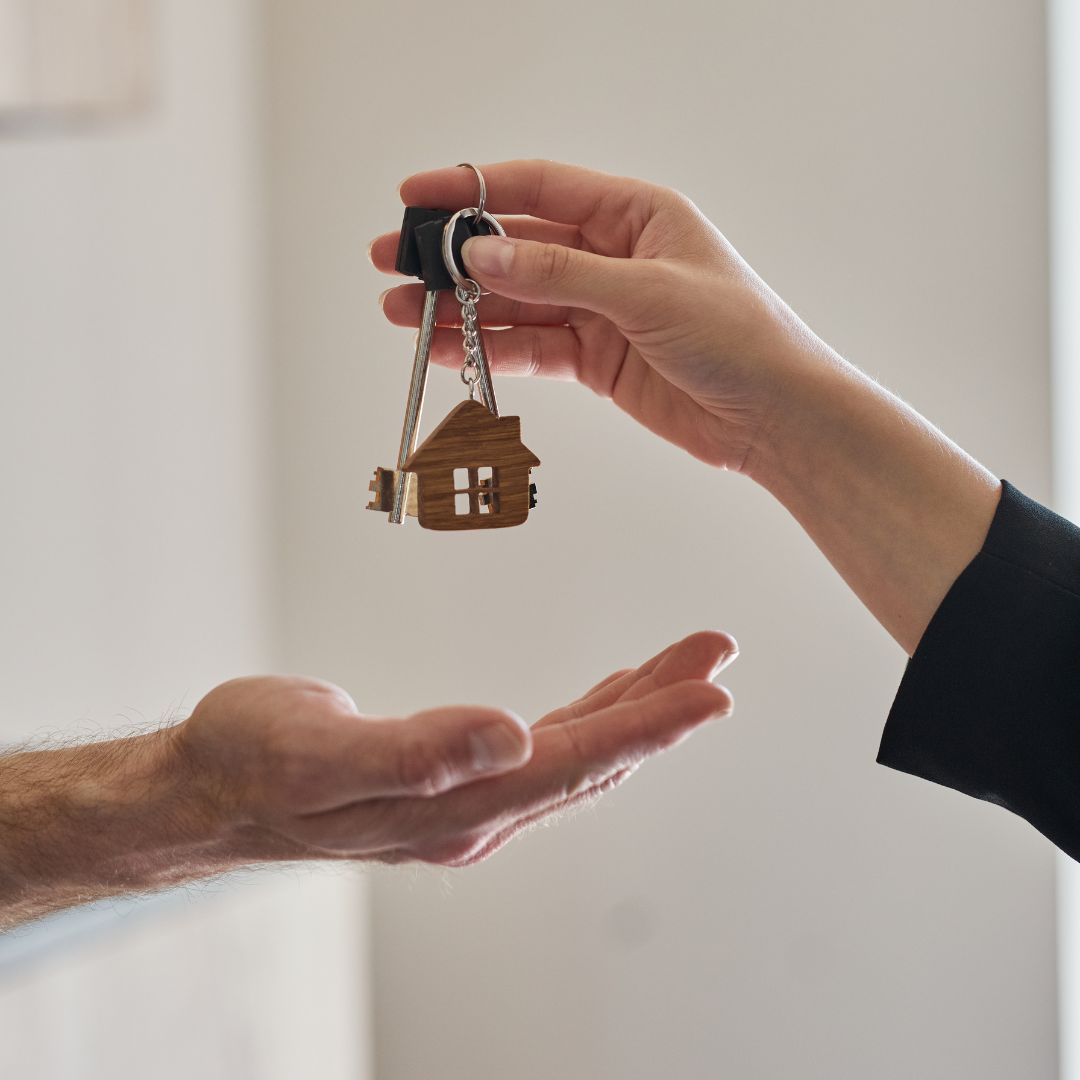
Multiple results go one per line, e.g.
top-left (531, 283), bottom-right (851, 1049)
top-left (264, 1), bottom-right (1056, 1078)
top-left (0, 4), bottom-right (367, 1077)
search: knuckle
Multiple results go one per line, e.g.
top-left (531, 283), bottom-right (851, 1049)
top-left (415, 830), bottom-right (489, 867)
top-left (396, 738), bottom-right (454, 797)
top-left (535, 242), bottom-right (574, 285)
top-left (561, 719), bottom-right (589, 763)
top-left (273, 751), bottom-right (314, 802)
top-left (642, 181), bottom-right (696, 221)
top-left (525, 330), bottom-right (543, 379)
top-left (260, 724), bottom-right (307, 790)
top-left (558, 723), bottom-right (603, 798)
top-left (638, 256), bottom-right (680, 293)
top-left (662, 186), bottom-right (696, 213)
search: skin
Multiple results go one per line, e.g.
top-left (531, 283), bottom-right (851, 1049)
top-left (0, 632), bottom-right (736, 930)
top-left (373, 159), bottom-right (1002, 655)
top-left (2, 156), bottom-right (996, 931)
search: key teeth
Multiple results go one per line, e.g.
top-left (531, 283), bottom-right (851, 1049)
top-left (366, 467), bottom-right (418, 518)
top-left (366, 467), bottom-right (395, 513)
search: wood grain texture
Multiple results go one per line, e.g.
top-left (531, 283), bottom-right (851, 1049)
top-left (404, 400), bottom-right (539, 531)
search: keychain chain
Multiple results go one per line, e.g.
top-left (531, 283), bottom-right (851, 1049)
top-left (456, 279), bottom-right (483, 400)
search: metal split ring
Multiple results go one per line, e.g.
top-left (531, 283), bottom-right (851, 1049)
top-left (441, 206), bottom-right (506, 292)
top-left (457, 162), bottom-right (487, 218)
top-left (441, 164), bottom-right (505, 291)
top-left (455, 280), bottom-right (481, 305)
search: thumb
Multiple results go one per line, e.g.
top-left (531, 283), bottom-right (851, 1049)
top-left (462, 235), bottom-right (642, 320)
top-left (388, 706), bottom-right (533, 797)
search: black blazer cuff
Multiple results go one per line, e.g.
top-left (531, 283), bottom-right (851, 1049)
top-left (878, 481), bottom-right (1080, 860)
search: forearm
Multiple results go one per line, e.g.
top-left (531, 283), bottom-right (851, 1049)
top-left (746, 344), bottom-right (1001, 655)
top-left (0, 728), bottom-right (240, 930)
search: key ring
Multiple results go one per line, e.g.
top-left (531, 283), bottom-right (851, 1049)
top-left (457, 162), bottom-right (487, 218)
top-left (441, 164), bottom-right (505, 291)
top-left (441, 207), bottom-right (506, 291)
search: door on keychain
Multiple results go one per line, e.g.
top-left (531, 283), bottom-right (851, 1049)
top-left (367, 164), bottom-right (540, 532)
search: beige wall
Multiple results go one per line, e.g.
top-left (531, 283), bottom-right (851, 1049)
top-left (0, 4), bottom-right (367, 1077)
top-left (265, 1), bottom-right (1056, 1077)
top-left (0, 0), bottom-right (1054, 1076)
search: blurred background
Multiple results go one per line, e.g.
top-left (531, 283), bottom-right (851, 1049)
top-left (0, 0), bottom-right (1074, 1076)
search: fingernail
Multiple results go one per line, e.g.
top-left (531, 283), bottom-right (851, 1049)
top-left (469, 718), bottom-right (529, 771)
top-left (463, 235), bottom-right (515, 278)
top-left (711, 649), bottom-right (740, 681)
top-left (367, 239), bottom-right (377, 266)
top-left (378, 288), bottom-right (390, 308)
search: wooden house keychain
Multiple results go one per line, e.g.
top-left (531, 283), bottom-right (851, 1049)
top-left (367, 164), bottom-right (539, 531)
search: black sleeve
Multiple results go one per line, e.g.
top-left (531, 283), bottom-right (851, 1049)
top-left (878, 481), bottom-right (1080, 861)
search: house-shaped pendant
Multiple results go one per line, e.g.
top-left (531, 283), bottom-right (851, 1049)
top-left (402, 400), bottom-right (540, 531)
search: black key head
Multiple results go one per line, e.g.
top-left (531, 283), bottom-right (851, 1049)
top-left (395, 206), bottom-right (497, 291)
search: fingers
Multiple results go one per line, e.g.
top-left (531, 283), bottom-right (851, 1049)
top-left (398, 160), bottom-right (659, 231)
top-left (573, 668), bottom-right (635, 705)
top-left (290, 678), bottom-right (730, 859)
top-left (387, 301), bottom-right (633, 395)
top-left (461, 235), bottom-right (655, 323)
top-left (551, 683), bottom-right (712, 779)
top-left (273, 634), bottom-right (737, 861)
top-left (534, 679), bottom-right (732, 794)
top-left (443, 768), bottom-right (637, 868)
top-left (547, 631), bottom-right (740, 726)
top-left (610, 631), bottom-right (739, 708)
top-left (369, 217), bottom-right (581, 276)
top-left (409, 679), bottom-right (732, 861)
top-left (375, 161), bottom-right (672, 326)
top-left (312, 705), bottom-right (533, 810)
top-left (380, 283), bottom-right (572, 330)
top-left (498, 217), bottom-right (583, 248)
top-left (428, 325), bottom-right (584, 381)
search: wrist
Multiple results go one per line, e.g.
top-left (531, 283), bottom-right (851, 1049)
top-left (739, 337), bottom-right (851, 489)
top-left (740, 342), bottom-right (1000, 653)
top-left (122, 726), bottom-right (238, 877)
top-left (698, 263), bottom-right (847, 480)
top-left (0, 727), bottom-right (239, 920)
top-left (62, 726), bottom-right (241, 892)
top-left (169, 716), bottom-right (316, 866)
